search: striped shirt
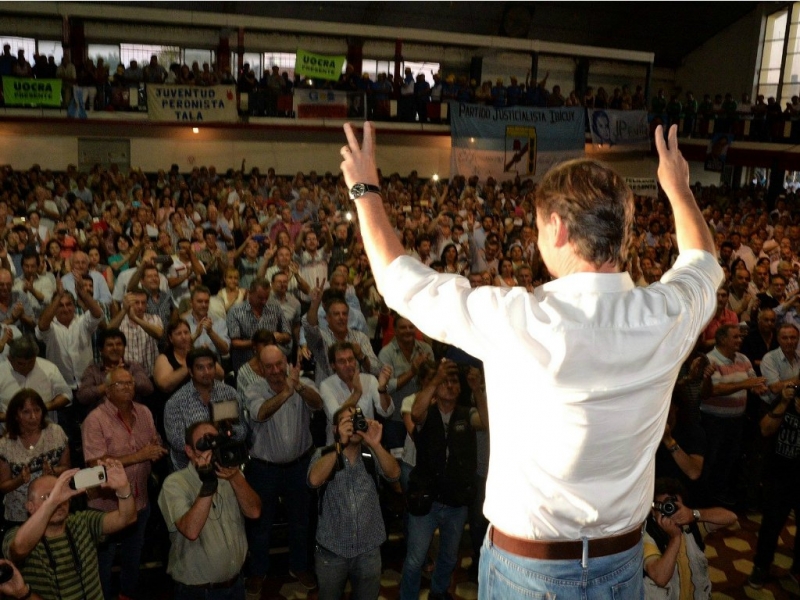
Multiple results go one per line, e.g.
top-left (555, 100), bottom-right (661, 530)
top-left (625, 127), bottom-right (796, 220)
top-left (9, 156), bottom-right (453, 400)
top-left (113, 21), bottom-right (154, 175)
top-left (703, 348), bottom-right (755, 417)
top-left (146, 291), bottom-right (174, 339)
top-left (3, 511), bottom-right (105, 600)
top-left (226, 300), bottom-right (291, 370)
top-left (119, 314), bottom-right (162, 378)
top-left (309, 446), bottom-right (397, 559)
top-left (163, 380), bottom-right (245, 470)
top-left (244, 377), bottom-right (317, 462)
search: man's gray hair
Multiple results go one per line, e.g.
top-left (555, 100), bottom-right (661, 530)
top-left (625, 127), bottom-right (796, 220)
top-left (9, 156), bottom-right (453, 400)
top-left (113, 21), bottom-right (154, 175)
top-left (8, 335), bottom-right (38, 360)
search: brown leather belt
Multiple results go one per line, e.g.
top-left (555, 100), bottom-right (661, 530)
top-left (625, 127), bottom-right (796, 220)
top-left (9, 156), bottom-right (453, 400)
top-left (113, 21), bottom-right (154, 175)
top-left (489, 525), bottom-right (642, 560)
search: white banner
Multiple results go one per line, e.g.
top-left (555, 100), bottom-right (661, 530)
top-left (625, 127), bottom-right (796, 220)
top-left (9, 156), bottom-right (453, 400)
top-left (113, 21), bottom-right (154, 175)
top-left (588, 109), bottom-right (649, 152)
top-left (147, 85), bottom-right (237, 122)
top-left (293, 89), bottom-right (349, 119)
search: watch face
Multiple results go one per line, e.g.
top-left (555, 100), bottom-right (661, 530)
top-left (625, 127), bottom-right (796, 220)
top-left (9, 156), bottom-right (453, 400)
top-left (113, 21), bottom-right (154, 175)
top-left (351, 183), bottom-right (367, 198)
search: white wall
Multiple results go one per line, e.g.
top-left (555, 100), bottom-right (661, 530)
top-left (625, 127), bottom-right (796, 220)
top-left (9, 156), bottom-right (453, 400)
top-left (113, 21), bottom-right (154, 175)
top-left (0, 127), bottom-right (454, 177)
top-left (0, 124), bottom-right (678, 183)
top-left (676, 7), bottom-right (765, 98)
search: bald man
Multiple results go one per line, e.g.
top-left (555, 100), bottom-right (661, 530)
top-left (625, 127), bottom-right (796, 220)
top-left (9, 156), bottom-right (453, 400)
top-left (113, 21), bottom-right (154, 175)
top-left (3, 463), bottom-right (135, 600)
top-left (61, 251), bottom-right (112, 307)
top-left (242, 346), bottom-right (321, 592)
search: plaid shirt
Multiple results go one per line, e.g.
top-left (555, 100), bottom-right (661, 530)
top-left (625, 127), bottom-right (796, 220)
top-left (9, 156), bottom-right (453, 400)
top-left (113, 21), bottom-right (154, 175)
top-left (146, 290), bottom-right (174, 342)
top-left (163, 380), bottom-right (244, 470)
top-left (120, 314), bottom-right (162, 378)
top-left (226, 300), bottom-right (291, 371)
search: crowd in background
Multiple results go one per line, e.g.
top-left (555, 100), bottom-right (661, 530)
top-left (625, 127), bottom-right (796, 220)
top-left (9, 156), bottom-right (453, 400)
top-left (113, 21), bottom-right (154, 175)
top-left (0, 152), bottom-right (797, 596)
top-left (6, 41), bottom-right (797, 139)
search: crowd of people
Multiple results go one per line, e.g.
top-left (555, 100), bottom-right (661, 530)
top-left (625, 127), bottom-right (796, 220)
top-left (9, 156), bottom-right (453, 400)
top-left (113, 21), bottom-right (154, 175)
top-left (0, 140), bottom-right (796, 599)
top-left (8, 41), bottom-right (799, 138)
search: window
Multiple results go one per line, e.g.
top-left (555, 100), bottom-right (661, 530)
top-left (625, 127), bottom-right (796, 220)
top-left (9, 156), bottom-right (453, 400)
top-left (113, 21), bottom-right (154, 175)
top-left (232, 52), bottom-right (263, 79)
top-left (0, 36), bottom-right (35, 63)
top-left (362, 59), bottom-right (440, 81)
top-left (362, 59), bottom-right (393, 79)
top-left (183, 48), bottom-right (214, 71)
top-left (120, 43), bottom-right (179, 70)
top-left (37, 40), bottom-right (63, 65)
top-left (749, 5), bottom-right (800, 133)
top-left (784, 8), bottom-right (800, 103)
top-left (88, 44), bottom-right (121, 71)
top-left (400, 61), bottom-right (440, 80)
top-left (263, 52), bottom-right (297, 80)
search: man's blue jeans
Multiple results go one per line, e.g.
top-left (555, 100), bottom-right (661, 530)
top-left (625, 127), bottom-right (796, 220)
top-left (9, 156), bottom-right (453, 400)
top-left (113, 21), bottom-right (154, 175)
top-left (315, 545), bottom-right (381, 600)
top-left (97, 503), bottom-right (151, 599)
top-left (478, 527), bottom-right (644, 599)
top-left (400, 501), bottom-right (468, 600)
top-left (245, 457), bottom-right (310, 577)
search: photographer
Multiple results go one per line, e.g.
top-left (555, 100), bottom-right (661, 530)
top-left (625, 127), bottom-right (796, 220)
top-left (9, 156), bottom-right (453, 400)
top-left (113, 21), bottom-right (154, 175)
top-left (400, 359), bottom-right (477, 600)
top-left (748, 381), bottom-right (800, 588)
top-left (3, 462), bottom-right (136, 600)
top-left (644, 478), bottom-right (736, 598)
top-left (307, 406), bottom-right (399, 600)
top-left (0, 558), bottom-right (43, 600)
top-left (158, 421), bottom-right (261, 599)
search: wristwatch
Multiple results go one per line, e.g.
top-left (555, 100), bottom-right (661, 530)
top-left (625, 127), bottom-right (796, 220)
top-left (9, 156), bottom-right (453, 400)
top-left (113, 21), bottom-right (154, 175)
top-left (349, 183), bottom-right (381, 200)
top-left (692, 509), bottom-right (701, 522)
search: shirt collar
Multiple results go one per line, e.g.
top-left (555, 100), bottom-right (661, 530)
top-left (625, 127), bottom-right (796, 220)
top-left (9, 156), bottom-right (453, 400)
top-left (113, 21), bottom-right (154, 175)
top-left (539, 271), bottom-right (634, 295)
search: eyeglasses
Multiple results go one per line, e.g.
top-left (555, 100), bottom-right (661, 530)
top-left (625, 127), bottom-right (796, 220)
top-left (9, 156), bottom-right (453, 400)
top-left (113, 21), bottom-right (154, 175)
top-left (111, 381), bottom-right (134, 388)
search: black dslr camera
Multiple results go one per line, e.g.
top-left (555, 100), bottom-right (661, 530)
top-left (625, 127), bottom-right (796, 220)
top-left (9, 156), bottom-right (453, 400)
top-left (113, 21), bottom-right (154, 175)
top-left (352, 407), bottom-right (368, 434)
top-left (195, 425), bottom-right (249, 468)
top-left (198, 401), bottom-right (249, 468)
top-left (652, 496), bottom-right (678, 517)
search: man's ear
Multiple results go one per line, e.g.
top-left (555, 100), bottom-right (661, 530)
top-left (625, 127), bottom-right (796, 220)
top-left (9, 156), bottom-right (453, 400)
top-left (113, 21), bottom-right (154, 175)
top-left (551, 213), bottom-right (569, 248)
top-left (26, 500), bottom-right (35, 516)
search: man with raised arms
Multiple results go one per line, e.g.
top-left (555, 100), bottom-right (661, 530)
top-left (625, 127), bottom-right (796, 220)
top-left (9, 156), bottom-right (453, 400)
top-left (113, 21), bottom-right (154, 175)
top-left (339, 122), bottom-right (721, 596)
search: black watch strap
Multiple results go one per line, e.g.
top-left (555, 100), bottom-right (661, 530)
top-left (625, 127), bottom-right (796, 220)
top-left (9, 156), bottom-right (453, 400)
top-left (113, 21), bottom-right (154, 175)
top-left (349, 183), bottom-right (381, 200)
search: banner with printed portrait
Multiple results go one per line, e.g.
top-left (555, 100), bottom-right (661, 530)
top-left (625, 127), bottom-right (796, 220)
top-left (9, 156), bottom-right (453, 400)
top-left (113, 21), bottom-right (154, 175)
top-left (588, 109), bottom-right (649, 152)
top-left (146, 85), bottom-right (237, 122)
top-left (705, 133), bottom-right (733, 172)
top-left (293, 89), bottom-right (349, 119)
top-left (450, 104), bottom-right (585, 182)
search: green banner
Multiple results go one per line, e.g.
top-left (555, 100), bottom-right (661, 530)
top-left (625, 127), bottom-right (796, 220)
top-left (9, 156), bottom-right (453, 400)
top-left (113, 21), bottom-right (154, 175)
top-left (294, 49), bottom-right (346, 81)
top-left (2, 77), bottom-right (62, 107)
